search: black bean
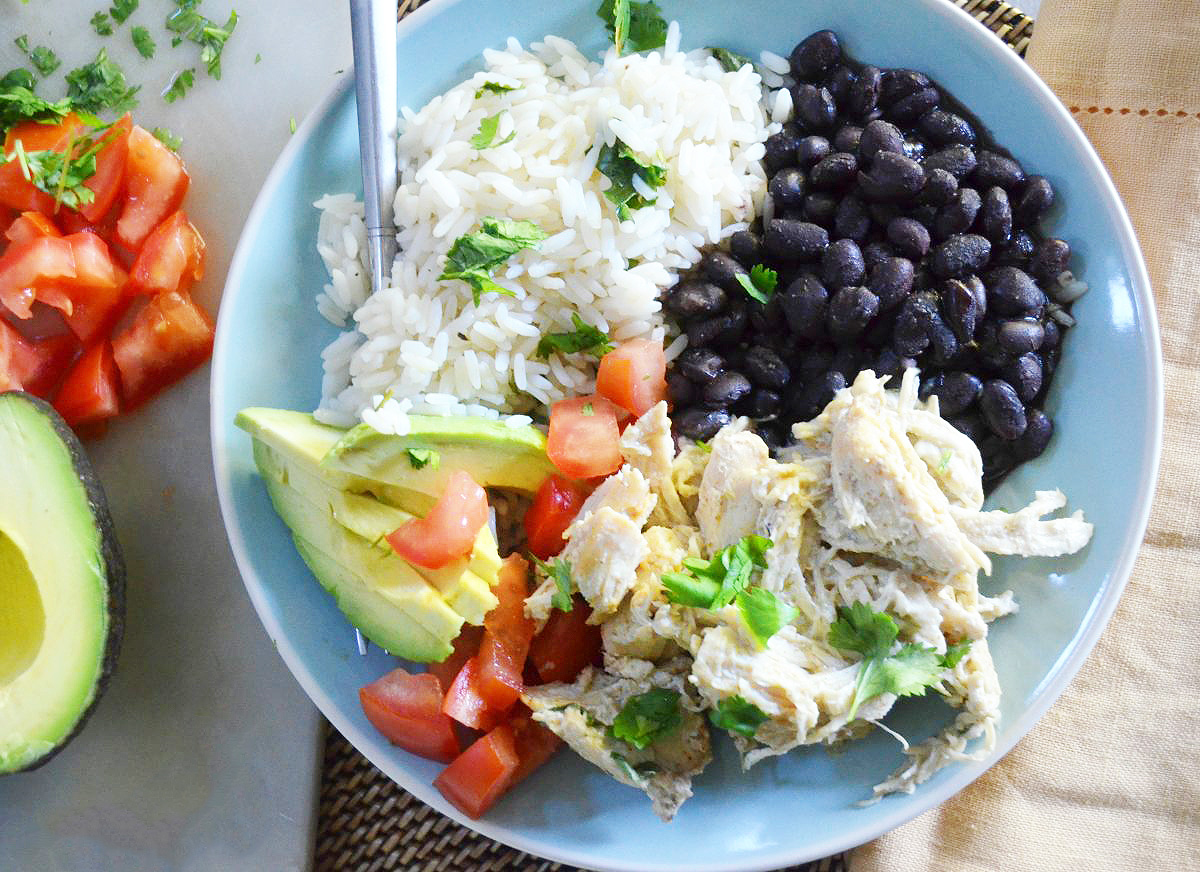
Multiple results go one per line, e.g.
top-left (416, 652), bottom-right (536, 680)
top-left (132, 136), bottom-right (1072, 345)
top-left (790, 30), bottom-right (841, 80)
top-left (888, 86), bottom-right (939, 123)
top-left (833, 124), bottom-right (863, 154)
top-left (675, 407), bottom-right (733, 442)
top-left (1014, 175), bottom-right (1055, 227)
top-left (979, 379), bottom-right (1027, 439)
top-left (822, 238), bottom-right (866, 288)
top-left (867, 256), bottom-right (916, 311)
top-left (858, 119), bottom-right (905, 165)
top-left (924, 144), bottom-right (977, 179)
top-left (862, 241), bottom-right (895, 272)
top-left (797, 344), bottom-right (834, 381)
top-left (868, 202), bottom-right (902, 228)
top-left (1011, 408), bottom-right (1053, 459)
top-left (949, 413), bottom-right (987, 443)
top-left (780, 273), bottom-right (830, 338)
top-left (880, 69), bottom-right (931, 105)
top-left (748, 294), bottom-right (785, 335)
top-left (766, 219), bottom-right (829, 260)
top-left (986, 266), bottom-right (1045, 315)
top-left (997, 319), bottom-right (1045, 355)
top-left (964, 274), bottom-right (988, 316)
top-left (919, 372), bottom-right (942, 401)
top-left (1040, 318), bottom-right (1061, 350)
top-left (980, 436), bottom-right (1016, 484)
top-left (927, 313), bottom-right (960, 365)
top-left (1029, 238), bottom-right (1071, 284)
top-left (743, 387), bottom-right (784, 419)
top-left (980, 187), bottom-right (1013, 246)
top-left (972, 320), bottom-right (1009, 371)
top-left (907, 203), bottom-right (939, 230)
top-left (893, 307), bottom-right (930, 356)
top-left (933, 371), bottom-right (982, 416)
top-left (931, 233), bottom-right (991, 278)
top-left (827, 286), bottom-right (879, 343)
top-left (803, 192), bottom-right (839, 227)
top-left (667, 372), bottom-right (694, 406)
top-left (919, 167), bottom-right (959, 206)
top-left (918, 108), bottom-right (976, 146)
top-left (934, 188), bottom-right (982, 241)
top-left (703, 370), bottom-right (752, 408)
top-left (797, 135), bottom-right (831, 168)
top-left (666, 280), bottom-right (727, 319)
top-left (763, 126), bottom-right (801, 173)
top-left (825, 65), bottom-right (858, 109)
top-left (833, 195), bottom-right (871, 240)
top-left (972, 149), bottom-right (1026, 190)
top-left (744, 346), bottom-right (791, 389)
top-left (886, 217), bottom-right (931, 259)
top-left (810, 152), bottom-right (859, 190)
top-left (902, 139), bottom-right (926, 163)
top-left (769, 167), bottom-right (807, 211)
top-left (701, 251), bottom-right (745, 291)
top-left (859, 151), bottom-right (926, 201)
top-left (994, 229), bottom-right (1036, 267)
top-left (792, 370), bottom-right (846, 420)
top-left (711, 303), bottom-right (748, 346)
top-left (686, 317), bottom-right (723, 347)
top-left (942, 278), bottom-right (980, 341)
top-left (873, 347), bottom-right (916, 380)
top-left (1003, 352), bottom-right (1043, 402)
top-left (675, 350), bottom-right (724, 386)
top-left (792, 84), bottom-right (838, 131)
top-left (847, 65), bottom-right (882, 119)
top-left (730, 230), bottom-right (763, 268)
top-left (831, 346), bottom-right (871, 383)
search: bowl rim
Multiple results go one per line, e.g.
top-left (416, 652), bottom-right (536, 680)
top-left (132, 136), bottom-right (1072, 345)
top-left (211, 0), bottom-right (1164, 868)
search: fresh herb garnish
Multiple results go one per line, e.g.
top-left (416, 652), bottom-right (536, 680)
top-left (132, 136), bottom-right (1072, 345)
top-left (596, 138), bottom-right (667, 220)
top-left (289, 116), bottom-right (297, 134)
top-left (14, 36), bottom-right (29, 54)
top-left (535, 313), bottom-right (614, 359)
top-left (736, 587), bottom-right (798, 648)
top-left (0, 80), bottom-right (72, 132)
top-left (708, 695), bottom-right (768, 738)
top-left (110, 0), bottom-right (139, 24)
top-left (404, 447), bottom-right (439, 470)
top-left (469, 112), bottom-right (515, 149)
top-left (609, 688), bottom-right (681, 750)
top-left (829, 602), bottom-right (971, 719)
top-left (936, 449), bottom-right (952, 474)
top-left (152, 126), bottom-right (182, 150)
top-left (661, 534), bottom-right (772, 609)
top-left (167, 1), bottom-right (239, 80)
top-left (29, 47), bottom-right (60, 78)
top-left (474, 81), bottom-right (518, 98)
top-left (735, 264), bottom-right (778, 304)
top-left (91, 12), bottom-right (115, 36)
top-left (439, 217), bottom-right (548, 305)
top-left (581, 402), bottom-right (595, 416)
top-left (708, 46), bottom-right (752, 73)
top-left (611, 752), bottom-right (659, 783)
top-left (66, 49), bottom-right (140, 114)
top-left (162, 68), bottom-right (195, 103)
top-left (132, 27), bottom-right (156, 59)
top-left (0, 123), bottom-right (119, 212)
top-left (597, 0), bottom-right (668, 56)
top-left (693, 438), bottom-right (712, 453)
top-left (254, 52), bottom-right (262, 64)
top-left (531, 554), bottom-right (574, 612)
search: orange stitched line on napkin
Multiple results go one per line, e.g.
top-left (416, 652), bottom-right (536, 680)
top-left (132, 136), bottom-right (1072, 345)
top-left (1069, 105), bottom-right (1200, 118)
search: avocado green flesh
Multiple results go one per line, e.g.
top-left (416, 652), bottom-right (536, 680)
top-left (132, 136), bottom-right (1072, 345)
top-left (0, 394), bottom-right (117, 774)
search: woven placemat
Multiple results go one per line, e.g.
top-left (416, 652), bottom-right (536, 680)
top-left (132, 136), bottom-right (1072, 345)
top-left (314, 2), bottom-right (1034, 870)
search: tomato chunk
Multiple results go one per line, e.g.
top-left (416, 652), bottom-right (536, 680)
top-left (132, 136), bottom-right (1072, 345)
top-left (57, 234), bottom-right (129, 344)
top-left (110, 289), bottom-right (214, 409)
top-left (359, 668), bottom-right (460, 763)
top-left (442, 656), bottom-right (500, 731)
top-left (0, 321), bottom-right (79, 398)
top-left (387, 470), bottom-right (489, 569)
top-left (476, 555), bottom-right (535, 712)
top-left (0, 236), bottom-right (77, 319)
top-left (79, 114), bottom-right (131, 224)
top-left (4, 211), bottom-right (61, 243)
top-left (529, 596), bottom-right (603, 684)
top-left (54, 341), bottom-right (120, 427)
top-left (427, 624), bottom-right (484, 692)
top-left (508, 712), bottom-right (562, 786)
top-left (595, 338), bottom-right (668, 418)
top-left (116, 126), bottom-right (190, 251)
top-left (546, 395), bottom-right (623, 479)
top-left (127, 210), bottom-right (206, 297)
top-left (0, 114), bottom-right (89, 213)
top-left (524, 475), bottom-right (588, 559)
top-left (433, 724), bottom-right (520, 819)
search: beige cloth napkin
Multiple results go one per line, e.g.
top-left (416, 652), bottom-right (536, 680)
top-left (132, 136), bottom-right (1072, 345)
top-left (850, 1), bottom-right (1200, 869)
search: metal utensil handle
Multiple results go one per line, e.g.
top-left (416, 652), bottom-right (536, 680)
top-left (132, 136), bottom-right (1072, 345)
top-left (349, 0), bottom-right (398, 294)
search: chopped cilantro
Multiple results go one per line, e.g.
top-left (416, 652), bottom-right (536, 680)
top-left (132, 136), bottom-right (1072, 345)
top-left (152, 126), bottom-right (182, 151)
top-left (167, 2), bottom-right (239, 80)
top-left (66, 49), bottom-right (140, 114)
top-left (597, 0), bottom-right (668, 55)
top-left (708, 46), bottom-right (752, 73)
top-left (132, 27), bottom-right (156, 59)
top-left (0, 79), bottom-right (72, 132)
top-left (736, 587), bottom-right (798, 648)
top-left (531, 555), bottom-right (574, 612)
top-left (936, 449), bottom-right (953, 474)
top-left (661, 534), bottom-right (772, 609)
top-left (289, 116), bottom-right (297, 134)
top-left (692, 438), bottom-right (712, 453)
top-left (91, 11), bottom-right (115, 36)
top-left (610, 752), bottom-right (659, 783)
top-left (609, 688), bottom-right (681, 750)
top-left (581, 402), bottom-right (595, 416)
top-left (110, 0), bottom-right (139, 24)
top-left (474, 81), bottom-right (518, 98)
top-left (162, 68), bottom-right (195, 103)
top-left (708, 695), bottom-right (768, 738)
top-left (534, 313), bottom-right (614, 359)
top-left (254, 52), bottom-right (262, 64)
top-left (439, 217), bottom-right (548, 305)
top-left (735, 264), bottom-right (778, 304)
top-left (469, 111), bottom-right (514, 149)
top-left (941, 640), bottom-right (972, 669)
top-left (0, 123), bottom-right (120, 212)
top-left (596, 138), bottom-right (667, 220)
top-left (14, 37), bottom-right (60, 77)
top-left (14, 36), bottom-right (29, 54)
top-left (405, 447), bottom-right (439, 470)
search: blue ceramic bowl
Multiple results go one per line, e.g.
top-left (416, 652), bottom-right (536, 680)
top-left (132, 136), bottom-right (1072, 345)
top-left (212, 1), bottom-right (1162, 868)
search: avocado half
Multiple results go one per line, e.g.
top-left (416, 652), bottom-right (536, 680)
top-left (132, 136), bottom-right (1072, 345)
top-left (0, 392), bottom-right (125, 774)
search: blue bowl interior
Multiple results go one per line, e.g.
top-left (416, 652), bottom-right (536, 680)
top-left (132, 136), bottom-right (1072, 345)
top-left (211, 1), bottom-right (1160, 869)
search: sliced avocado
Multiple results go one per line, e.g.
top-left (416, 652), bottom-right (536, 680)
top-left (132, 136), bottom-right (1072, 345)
top-left (0, 392), bottom-right (124, 775)
top-left (322, 415), bottom-right (555, 496)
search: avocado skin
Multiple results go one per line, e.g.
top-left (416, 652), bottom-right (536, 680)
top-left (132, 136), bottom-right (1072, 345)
top-left (0, 392), bottom-right (126, 774)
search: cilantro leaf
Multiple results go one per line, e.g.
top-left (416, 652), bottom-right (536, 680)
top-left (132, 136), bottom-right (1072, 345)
top-left (735, 264), bottom-right (778, 304)
top-left (597, 0), bottom-right (667, 55)
top-left (940, 639), bottom-right (972, 669)
top-left (610, 752), bottom-right (659, 783)
top-left (469, 112), bottom-right (514, 149)
top-left (936, 448), bottom-right (952, 474)
top-left (609, 688), bottom-right (681, 750)
top-left (132, 27), bottom-right (156, 59)
top-left (162, 69), bottom-right (195, 103)
top-left (152, 126), bottom-right (182, 151)
top-left (736, 587), bottom-right (798, 648)
top-left (29, 47), bottom-right (60, 78)
top-left (535, 313), bottom-right (614, 359)
top-left (91, 11), bottom-right (115, 36)
top-left (167, 2), bottom-right (238, 80)
top-left (596, 138), bottom-right (667, 220)
top-left (0, 80), bottom-right (73, 132)
top-left (110, 0), bottom-right (139, 24)
top-left (14, 36), bottom-right (29, 54)
top-left (66, 49), bottom-right (140, 114)
top-left (660, 534), bottom-right (772, 609)
top-left (0, 68), bottom-right (37, 91)
top-left (660, 568), bottom-right (721, 607)
top-left (439, 217), bottom-right (548, 305)
top-left (692, 438), bottom-right (712, 453)
top-left (0, 122), bottom-right (120, 212)
top-left (475, 81), bottom-right (518, 98)
top-left (708, 695), bottom-right (768, 738)
top-left (531, 555), bottom-right (574, 613)
top-left (708, 47), bottom-right (752, 73)
top-left (405, 448), bottom-right (439, 470)
top-left (828, 602), bottom-right (896, 660)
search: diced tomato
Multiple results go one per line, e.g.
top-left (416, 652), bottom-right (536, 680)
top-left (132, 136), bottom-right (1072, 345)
top-left (476, 555), bottom-right (535, 712)
top-left (433, 724), bottom-right (520, 819)
top-left (442, 656), bottom-right (500, 731)
top-left (55, 234), bottom-right (129, 344)
top-left (508, 712), bottom-right (562, 786)
top-left (0, 320), bottom-right (79, 398)
top-left (0, 114), bottom-right (89, 213)
top-left (53, 341), bottom-right (119, 427)
top-left (79, 114), bottom-right (131, 224)
top-left (529, 596), bottom-right (603, 684)
top-left (0, 236), bottom-right (77, 319)
top-left (111, 289), bottom-right (214, 409)
top-left (127, 210), bottom-right (205, 297)
top-left (524, 475), bottom-right (589, 559)
top-left (116, 126), bottom-right (190, 251)
top-left (359, 668), bottom-right (460, 764)
top-left (387, 470), bottom-right (489, 569)
top-left (427, 624), bottom-right (484, 692)
top-left (546, 395), bottom-right (623, 479)
top-left (595, 338), bottom-right (668, 418)
top-left (0, 207), bottom-right (15, 235)
top-left (4, 211), bottom-right (61, 243)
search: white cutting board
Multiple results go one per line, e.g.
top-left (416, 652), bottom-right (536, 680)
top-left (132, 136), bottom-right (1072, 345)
top-left (0, 2), bottom-right (353, 869)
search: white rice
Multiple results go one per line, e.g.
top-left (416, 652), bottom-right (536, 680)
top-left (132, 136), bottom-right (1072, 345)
top-left (313, 27), bottom-right (771, 432)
